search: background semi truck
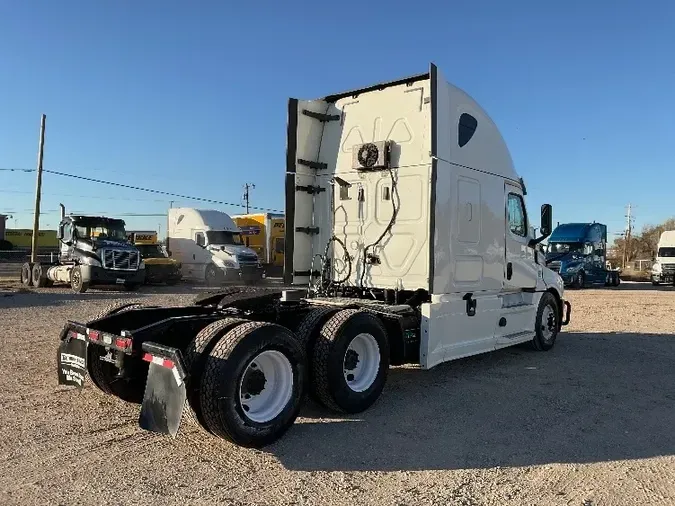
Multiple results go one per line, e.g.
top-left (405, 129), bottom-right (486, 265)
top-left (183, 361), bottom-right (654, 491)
top-left (231, 212), bottom-right (285, 276)
top-left (166, 208), bottom-right (264, 285)
top-left (545, 222), bottom-right (620, 288)
top-left (651, 230), bottom-right (675, 285)
top-left (57, 63), bottom-right (570, 449)
top-left (126, 230), bottom-right (182, 285)
top-left (23, 204), bottom-right (145, 293)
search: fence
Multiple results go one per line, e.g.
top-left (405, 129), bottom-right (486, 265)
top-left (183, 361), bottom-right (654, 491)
top-left (0, 251), bottom-right (58, 279)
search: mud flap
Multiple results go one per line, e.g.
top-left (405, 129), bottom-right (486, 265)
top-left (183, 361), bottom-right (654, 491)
top-left (138, 342), bottom-right (187, 438)
top-left (57, 331), bottom-right (88, 388)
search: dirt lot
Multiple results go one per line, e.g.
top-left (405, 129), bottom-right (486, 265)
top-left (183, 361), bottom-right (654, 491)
top-left (1, 282), bottom-right (674, 506)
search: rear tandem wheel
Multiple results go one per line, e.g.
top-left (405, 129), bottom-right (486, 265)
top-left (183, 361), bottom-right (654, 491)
top-left (198, 321), bottom-right (306, 448)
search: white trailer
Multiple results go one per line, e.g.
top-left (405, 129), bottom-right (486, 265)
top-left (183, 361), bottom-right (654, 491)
top-left (56, 63), bottom-right (570, 449)
top-left (651, 230), bottom-right (675, 285)
top-left (166, 207), bottom-right (264, 285)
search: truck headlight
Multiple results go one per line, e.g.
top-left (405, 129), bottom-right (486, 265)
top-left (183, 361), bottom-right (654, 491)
top-left (564, 263), bottom-right (581, 273)
top-left (81, 256), bottom-right (102, 267)
top-left (213, 258), bottom-right (236, 269)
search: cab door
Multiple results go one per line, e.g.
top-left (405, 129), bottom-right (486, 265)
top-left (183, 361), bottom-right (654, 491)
top-left (504, 183), bottom-right (537, 290)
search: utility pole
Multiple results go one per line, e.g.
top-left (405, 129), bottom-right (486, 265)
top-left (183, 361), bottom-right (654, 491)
top-left (243, 183), bottom-right (255, 213)
top-left (622, 203), bottom-right (633, 269)
top-left (30, 114), bottom-right (46, 264)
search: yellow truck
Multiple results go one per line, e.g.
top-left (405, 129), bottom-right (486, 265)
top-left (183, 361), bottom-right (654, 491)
top-left (231, 213), bottom-right (285, 275)
top-left (5, 229), bottom-right (58, 249)
top-left (126, 230), bottom-right (182, 285)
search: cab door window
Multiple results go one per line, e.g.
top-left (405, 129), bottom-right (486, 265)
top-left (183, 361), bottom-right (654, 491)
top-left (195, 232), bottom-right (205, 247)
top-left (507, 193), bottom-right (527, 237)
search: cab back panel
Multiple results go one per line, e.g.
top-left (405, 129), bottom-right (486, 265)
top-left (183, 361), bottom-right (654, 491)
top-left (331, 82), bottom-right (432, 290)
top-left (286, 76), bottom-right (432, 290)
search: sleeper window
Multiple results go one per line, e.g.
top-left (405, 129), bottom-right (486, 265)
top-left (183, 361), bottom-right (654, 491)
top-left (507, 193), bottom-right (527, 237)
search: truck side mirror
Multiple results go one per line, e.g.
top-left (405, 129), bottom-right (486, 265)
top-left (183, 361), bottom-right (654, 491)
top-left (540, 204), bottom-right (552, 237)
top-left (528, 204), bottom-right (552, 248)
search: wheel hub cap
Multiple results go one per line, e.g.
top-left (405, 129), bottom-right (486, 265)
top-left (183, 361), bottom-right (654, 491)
top-left (343, 333), bottom-right (380, 393)
top-left (238, 350), bottom-right (293, 423)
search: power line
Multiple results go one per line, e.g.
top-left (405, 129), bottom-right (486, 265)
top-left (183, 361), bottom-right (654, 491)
top-left (0, 188), bottom-right (173, 203)
top-left (41, 169), bottom-right (283, 213)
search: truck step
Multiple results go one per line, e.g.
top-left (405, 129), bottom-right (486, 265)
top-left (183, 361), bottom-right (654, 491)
top-left (295, 227), bottom-right (320, 235)
top-left (295, 185), bottom-right (326, 195)
top-left (302, 109), bottom-right (340, 122)
top-left (297, 159), bottom-right (327, 171)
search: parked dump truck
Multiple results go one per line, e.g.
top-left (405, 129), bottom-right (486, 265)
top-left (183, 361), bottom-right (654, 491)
top-left (23, 204), bottom-right (145, 293)
top-left (545, 222), bottom-right (620, 288)
top-left (166, 208), bottom-right (264, 285)
top-left (127, 231), bottom-right (182, 285)
top-left (57, 64), bottom-right (570, 448)
top-left (651, 230), bottom-right (675, 285)
top-left (232, 213), bottom-right (285, 276)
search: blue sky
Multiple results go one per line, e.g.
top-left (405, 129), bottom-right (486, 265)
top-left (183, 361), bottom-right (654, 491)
top-left (1, 0), bottom-right (673, 240)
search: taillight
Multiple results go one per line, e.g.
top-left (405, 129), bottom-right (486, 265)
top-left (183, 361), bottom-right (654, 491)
top-left (87, 329), bottom-right (101, 342)
top-left (115, 337), bottom-right (133, 351)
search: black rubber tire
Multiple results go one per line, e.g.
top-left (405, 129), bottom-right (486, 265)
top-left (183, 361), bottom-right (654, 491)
top-left (205, 264), bottom-right (222, 287)
top-left (181, 317), bottom-right (247, 431)
top-left (572, 271), bottom-right (585, 289)
top-left (614, 274), bottom-right (621, 287)
top-left (20, 262), bottom-right (33, 287)
top-left (294, 306), bottom-right (341, 356)
top-left (86, 302), bottom-right (146, 403)
top-left (312, 309), bottom-right (390, 414)
top-left (530, 292), bottom-right (559, 351)
top-left (199, 321), bottom-right (306, 448)
top-left (652, 280), bottom-right (660, 286)
top-left (70, 266), bottom-right (89, 293)
top-left (292, 306), bottom-right (340, 400)
top-left (31, 263), bottom-right (48, 288)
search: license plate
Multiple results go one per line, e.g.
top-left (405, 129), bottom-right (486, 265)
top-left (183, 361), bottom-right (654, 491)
top-left (116, 278), bottom-right (125, 284)
top-left (57, 336), bottom-right (87, 388)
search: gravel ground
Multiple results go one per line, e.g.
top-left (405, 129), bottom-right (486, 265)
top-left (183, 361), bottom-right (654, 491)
top-left (1, 282), bottom-right (674, 506)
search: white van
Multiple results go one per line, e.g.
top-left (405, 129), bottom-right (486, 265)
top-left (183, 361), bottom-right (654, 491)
top-left (652, 230), bottom-right (675, 285)
top-left (167, 208), bottom-right (264, 285)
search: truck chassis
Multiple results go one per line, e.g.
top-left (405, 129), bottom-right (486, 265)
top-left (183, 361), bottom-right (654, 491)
top-left (58, 286), bottom-right (570, 448)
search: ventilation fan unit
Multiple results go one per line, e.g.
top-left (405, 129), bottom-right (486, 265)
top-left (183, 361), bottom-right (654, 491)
top-left (351, 141), bottom-right (391, 171)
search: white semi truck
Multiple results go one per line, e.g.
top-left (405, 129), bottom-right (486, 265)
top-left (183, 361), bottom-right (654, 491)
top-left (166, 207), bottom-right (264, 285)
top-left (56, 64), bottom-right (570, 448)
top-left (651, 230), bottom-right (675, 285)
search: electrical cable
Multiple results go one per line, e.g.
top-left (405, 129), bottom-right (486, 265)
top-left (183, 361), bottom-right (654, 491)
top-left (358, 167), bottom-right (400, 289)
top-left (41, 169), bottom-right (283, 213)
top-left (1, 167), bottom-right (282, 213)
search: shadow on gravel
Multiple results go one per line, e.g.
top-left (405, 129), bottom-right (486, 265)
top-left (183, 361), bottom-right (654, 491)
top-left (270, 331), bottom-right (675, 471)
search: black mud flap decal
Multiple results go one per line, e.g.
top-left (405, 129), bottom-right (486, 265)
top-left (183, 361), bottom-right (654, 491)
top-left (139, 342), bottom-right (187, 438)
top-left (57, 333), bottom-right (88, 388)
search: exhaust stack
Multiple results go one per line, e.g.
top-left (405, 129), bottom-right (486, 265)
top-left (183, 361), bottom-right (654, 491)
top-left (59, 204), bottom-right (65, 220)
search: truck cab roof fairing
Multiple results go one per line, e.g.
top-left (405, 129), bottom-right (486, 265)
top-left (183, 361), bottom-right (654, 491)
top-left (431, 63), bottom-right (519, 184)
